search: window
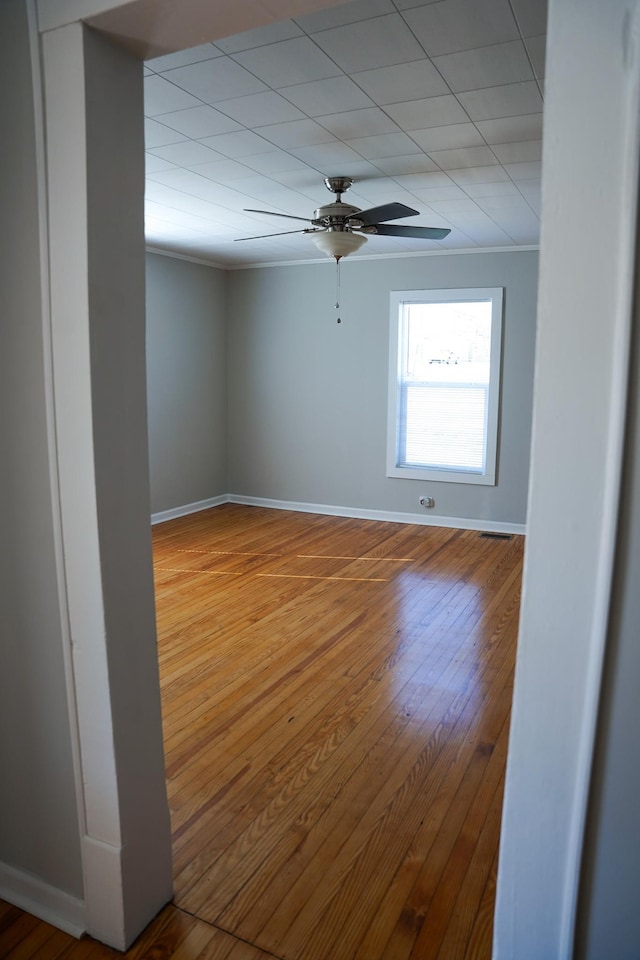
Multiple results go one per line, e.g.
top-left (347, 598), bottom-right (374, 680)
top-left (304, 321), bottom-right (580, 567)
top-left (387, 288), bottom-right (503, 485)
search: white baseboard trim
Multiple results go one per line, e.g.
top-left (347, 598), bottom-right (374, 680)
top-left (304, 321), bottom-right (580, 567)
top-left (0, 861), bottom-right (86, 938)
top-left (151, 495), bottom-right (227, 525)
top-left (226, 494), bottom-right (527, 535)
top-left (152, 493), bottom-right (526, 535)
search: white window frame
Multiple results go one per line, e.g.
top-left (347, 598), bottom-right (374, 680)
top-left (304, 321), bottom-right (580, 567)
top-left (387, 287), bottom-right (503, 485)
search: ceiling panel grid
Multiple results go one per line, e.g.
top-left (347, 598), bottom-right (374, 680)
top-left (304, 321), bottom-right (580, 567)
top-left (143, 0), bottom-right (546, 265)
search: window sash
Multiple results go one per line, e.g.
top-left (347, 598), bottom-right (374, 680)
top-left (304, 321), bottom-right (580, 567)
top-left (387, 288), bottom-right (503, 485)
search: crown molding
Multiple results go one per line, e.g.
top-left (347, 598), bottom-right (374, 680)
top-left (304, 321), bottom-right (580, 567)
top-left (145, 245), bottom-right (228, 270)
top-left (146, 242), bottom-right (539, 272)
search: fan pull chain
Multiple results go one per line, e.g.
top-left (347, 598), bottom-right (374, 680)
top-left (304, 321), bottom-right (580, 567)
top-left (335, 256), bottom-right (341, 323)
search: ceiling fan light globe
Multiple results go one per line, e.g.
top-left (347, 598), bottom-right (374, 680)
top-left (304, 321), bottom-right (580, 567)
top-left (310, 230), bottom-right (367, 260)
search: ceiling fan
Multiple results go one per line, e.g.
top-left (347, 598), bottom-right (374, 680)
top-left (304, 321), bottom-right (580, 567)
top-left (236, 176), bottom-right (450, 261)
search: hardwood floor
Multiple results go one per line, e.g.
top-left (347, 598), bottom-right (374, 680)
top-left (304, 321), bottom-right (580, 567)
top-left (0, 505), bottom-right (523, 960)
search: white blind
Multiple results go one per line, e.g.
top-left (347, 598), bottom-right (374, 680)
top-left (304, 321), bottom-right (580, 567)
top-left (400, 384), bottom-right (487, 471)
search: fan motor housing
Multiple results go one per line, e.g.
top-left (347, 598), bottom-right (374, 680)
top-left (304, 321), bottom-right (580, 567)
top-left (313, 201), bottom-right (362, 227)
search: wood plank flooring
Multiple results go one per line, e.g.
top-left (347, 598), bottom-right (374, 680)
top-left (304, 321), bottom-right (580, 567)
top-left (0, 505), bottom-right (523, 960)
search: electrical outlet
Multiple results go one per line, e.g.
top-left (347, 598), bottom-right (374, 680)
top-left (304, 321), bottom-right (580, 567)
top-left (419, 496), bottom-right (435, 508)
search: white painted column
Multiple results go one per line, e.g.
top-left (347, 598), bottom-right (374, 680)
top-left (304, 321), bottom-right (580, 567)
top-left (494, 0), bottom-right (640, 956)
top-left (41, 21), bottom-right (172, 950)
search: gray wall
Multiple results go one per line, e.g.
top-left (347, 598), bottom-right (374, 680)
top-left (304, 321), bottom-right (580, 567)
top-left (146, 252), bottom-right (227, 514)
top-left (0, 0), bottom-right (83, 898)
top-left (226, 250), bottom-right (538, 524)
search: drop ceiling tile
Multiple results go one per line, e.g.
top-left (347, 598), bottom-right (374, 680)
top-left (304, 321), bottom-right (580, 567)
top-left (145, 200), bottom-right (236, 233)
top-left (158, 105), bottom-right (243, 138)
top-left (457, 81), bottom-right (543, 120)
top-left (294, 0), bottom-right (395, 33)
top-left (429, 197), bottom-right (482, 214)
top-left (143, 66), bottom-right (153, 76)
top-left (312, 15), bottom-right (425, 73)
top-left (150, 170), bottom-right (273, 211)
top-left (143, 75), bottom-right (202, 116)
top-left (514, 199), bottom-right (542, 226)
top-left (345, 177), bottom-right (419, 204)
top-left (145, 180), bottom-right (263, 227)
top-left (428, 145), bottom-right (498, 169)
top-left (475, 196), bottom-right (540, 242)
top-left (162, 59), bottom-right (268, 105)
top-left (433, 40), bottom-right (533, 92)
top-left (373, 235), bottom-right (426, 254)
top-left (517, 178), bottom-right (542, 198)
top-left (491, 139), bottom-right (542, 163)
top-left (504, 160), bottom-right (542, 180)
top-left (215, 91), bottom-right (306, 127)
top-left (463, 180), bottom-right (520, 198)
top-left (346, 132), bottom-right (425, 160)
top-left (393, 0), bottom-right (452, 9)
top-left (280, 76), bottom-right (374, 116)
top-left (232, 207), bottom-right (304, 230)
top-left (146, 218), bottom-right (210, 242)
top-left (518, 179), bottom-right (542, 214)
top-left (475, 193), bottom-right (536, 214)
top-left (231, 179), bottom-right (312, 212)
top-left (145, 168), bottom-right (213, 192)
top-left (290, 141), bottom-right (364, 165)
top-left (148, 140), bottom-right (227, 166)
top-left (232, 37), bottom-right (341, 88)
top-left (327, 160), bottom-right (384, 181)
top-left (510, 0), bottom-right (547, 37)
top-left (215, 20), bottom-right (303, 54)
top-left (344, 187), bottom-right (390, 209)
top-left (199, 130), bottom-right (274, 158)
top-left (441, 210), bottom-right (514, 244)
top-left (411, 185), bottom-right (468, 202)
top-left (316, 107), bottom-right (400, 139)
top-left (256, 118), bottom-right (337, 149)
top-left (144, 118), bottom-right (188, 148)
top-left (373, 155), bottom-right (445, 176)
top-left (437, 229), bottom-right (477, 249)
top-left (147, 43), bottom-right (222, 72)
top-left (410, 123), bottom-right (485, 152)
top-left (351, 61), bottom-right (449, 106)
top-left (240, 150), bottom-right (310, 174)
top-left (384, 95), bottom-right (468, 132)
top-left (145, 154), bottom-right (176, 174)
top-left (190, 158), bottom-right (259, 184)
top-left (403, 0), bottom-right (519, 57)
top-left (525, 35), bottom-right (546, 79)
top-left (448, 165), bottom-right (510, 185)
top-left (475, 113), bottom-right (543, 143)
top-left (266, 169), bottom-right (325, 192)
top-left (393, 171), bottom-right (457, 190)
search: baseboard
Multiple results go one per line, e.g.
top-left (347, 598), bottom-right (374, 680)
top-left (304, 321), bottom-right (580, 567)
top-left (227, 494), bottom-right (527, 535)
top-left (152, 493), bottom-right (526, 535)
top-left (0, 861), bottom-right (86, 938)
top-left (151, 495), bottom-right (227, 525)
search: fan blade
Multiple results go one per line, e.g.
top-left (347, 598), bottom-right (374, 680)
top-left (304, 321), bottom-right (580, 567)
top-left (350, 202), bottom-right (419, 227)
top-left (233, 228), bottom-right (307, 243)
top-left (373, 224), bottom-right (451, 240)
top-left (235, 228), bottom-right (315, 241)
top-left (244, 208), bottom-right (311, 223)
